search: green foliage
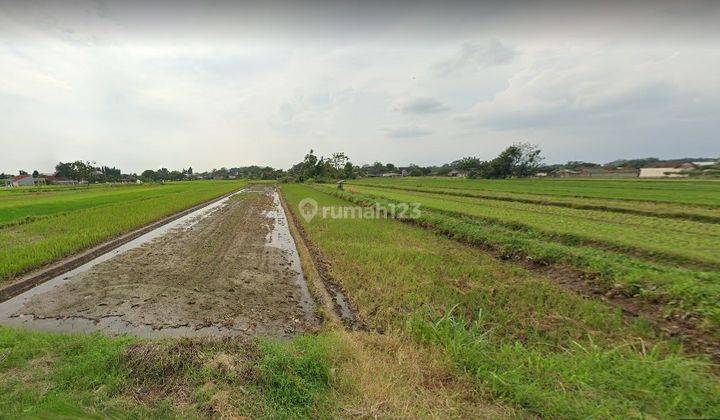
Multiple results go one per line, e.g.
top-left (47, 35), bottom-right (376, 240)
top-left (282, 184), bottom-right (720, 418)
top-left (0, 327), bottom-right (341, 418)
top-left (409, 310), bottom-right (720, 418)
top-left (0, 180), bottom-right (246, 281)
top-left (323, 183), bottom-right (720, 327)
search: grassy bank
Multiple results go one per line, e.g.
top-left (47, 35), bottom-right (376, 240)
top-left (0, 181), bottom-right (246, 282)
top-left (0, 326), bottom-right (344, 418)
top-left (281, 184), bottom-right (720, 418)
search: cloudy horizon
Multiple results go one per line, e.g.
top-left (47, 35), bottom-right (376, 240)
top-left (1, 0), bottom-right (719, 174)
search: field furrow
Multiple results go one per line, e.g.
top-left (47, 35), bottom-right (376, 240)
top-left (346, 185), bottom-right (720, 268)
top-left (351, 183), bottom-right (720, 222)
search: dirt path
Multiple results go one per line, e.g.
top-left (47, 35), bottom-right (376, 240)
top-left (0, 185), bottom-right (319, 338)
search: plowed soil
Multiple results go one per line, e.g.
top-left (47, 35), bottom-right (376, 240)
top-left (8, 185), bottom-right (319, 337)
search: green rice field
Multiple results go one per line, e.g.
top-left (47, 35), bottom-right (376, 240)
top-left (280, 183), bottom-right (720, 418)
top-left (1, 178), bottom-right (718, 418)
top-left (0, 181), bottom-right (246, 282)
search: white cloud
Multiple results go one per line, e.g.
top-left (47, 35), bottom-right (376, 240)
top-left (0, 1), bottom-right (718, 173)
top-left (398, 97), bottom-right (449, 114)
top-left (384, 126), bottom-right (434, 139)
top-left (432, 39), bottom-right (516, 76)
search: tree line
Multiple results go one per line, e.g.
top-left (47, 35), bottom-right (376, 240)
top-left (283, 142), bottom-right (544, 182)
top-left (1, 143), bottom-right (546, 184)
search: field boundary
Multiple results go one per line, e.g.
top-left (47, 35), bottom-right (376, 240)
top-left (0, 189), bottom-right (243, 303)
top-left (348, 186), bottom-right (720, 270)
top-left (364, 181), bottom-right (720, 208)
top-left (312, 185), bottom-right (720, 361)
top-left (350, 183), bottom-right (720, 224)
top-left (277, 186), bottom-right (363, 331)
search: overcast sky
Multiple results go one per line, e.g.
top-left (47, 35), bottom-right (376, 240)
top-left (1, 0), bottom-right (719, 173)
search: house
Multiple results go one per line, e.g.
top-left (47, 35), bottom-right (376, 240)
top-left (447, 170), bottom-right (468, 178)
top-left (551, 169), bottom-right (581, 178)
top-left (381, 172), bottom-right (401, 177)
top-left (44, 175), bottom-right (77, 185)
top-left (579, 167), bottom-right (639, 178)
top-left (11, 175), bottom-right (45, 187)
top-left (639, 163), bottom-right (694, 178)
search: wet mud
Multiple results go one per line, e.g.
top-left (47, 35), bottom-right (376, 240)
top-left (0, 186), bottom-right (319, 338)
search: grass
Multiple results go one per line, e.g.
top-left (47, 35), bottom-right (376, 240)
top-left (409, 309), bottom-right (717, 418)
top-left (2, 179), bottom-right (718, 417)
top-left (319, 183), bottom-right (720, 328)
top-left (0, 180), bottom-right (246, 282)
top-left (345, 184), bottom-right (720, 268)
top-left (281, 183), bottom-right (720, 418)
top-left (0, 326), bottom-right (343, 418)
top-left (353, 176), bottom-right (720, 206)
top-left (350, 181), bottom-right (720, 222)
top-left (0, 326), bottom-right (508, 418)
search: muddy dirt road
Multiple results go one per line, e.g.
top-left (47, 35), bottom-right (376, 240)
top-left (0, 185), bottom-right (319, 338)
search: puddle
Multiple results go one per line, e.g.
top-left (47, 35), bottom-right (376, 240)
top-left (264, 190), bottom-right (318, 323)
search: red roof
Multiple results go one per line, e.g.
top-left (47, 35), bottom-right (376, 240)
top-left (11, 175), bottom-right (30, 181)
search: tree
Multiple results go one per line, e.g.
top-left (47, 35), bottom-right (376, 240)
top-left (32, 170), bottom-right (40, 178)
top-left (371, 162), bottom-right (384, 176)
top-left (55, 162), bottom-right (75, 179)
top-left (343, 162), bottom-right (355, 179)
top-left (453, 157), bottom-right (481, 172)
top-left (19, 170), bottom-right (28, 176)
top-left (485, 142), bottom-right (543, 178)
top-left (330, 152), bottom-right (349, 171)
top-left (141, 170), bottom-right (157, 181)
top-left (407, 164), bottom-right (424, 177)
top-left (302, 149), bottom-right (319, 179)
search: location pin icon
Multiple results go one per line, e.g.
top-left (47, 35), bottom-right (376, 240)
top-left (298, 198), bottom-right (318, 222)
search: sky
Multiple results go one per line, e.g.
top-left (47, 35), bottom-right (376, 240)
top-left (1, 0), bottom-right (719, 173)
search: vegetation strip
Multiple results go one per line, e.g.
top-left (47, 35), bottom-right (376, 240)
top-left (0, 181), bottom-right (246, 281)
top-left (351, 182), bottom-right (720, 223)
top-left (0, 188), bottom-right (243, 302)
top-left (312, 184), bottom-right (720, 359)
top-left (277, 188), bottom-right (362, 330)
top-left (348, 184), bottom-right (720, 269)
top-left (282, 184), bottom-right (720, 418)
top-left (352, 177), bottom-right (720, 206)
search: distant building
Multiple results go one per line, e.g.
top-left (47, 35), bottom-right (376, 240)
top-left (11, 175), bottom-right (45, 187)
top-left (44, 175), bottom-right (77, 185)
top-left (579, 167), bottom-right (639, 178)
top-left (551, 169), bottom-right (581, 178)
top-left (381, 172), bottom-right (401, 177)
top-left (447, 170), bottom-right (468, 177)
top-left (639, 163), bottom-right (696, 178)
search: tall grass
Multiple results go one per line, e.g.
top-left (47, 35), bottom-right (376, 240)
top-left (319, 185), bottom-right (720, 327)
top-left (282, 184), bottom-right (720, 417)
top-left (346, 184), bottom-right (720, 268)
top-left (409, 309), bottom-right (720, 418)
